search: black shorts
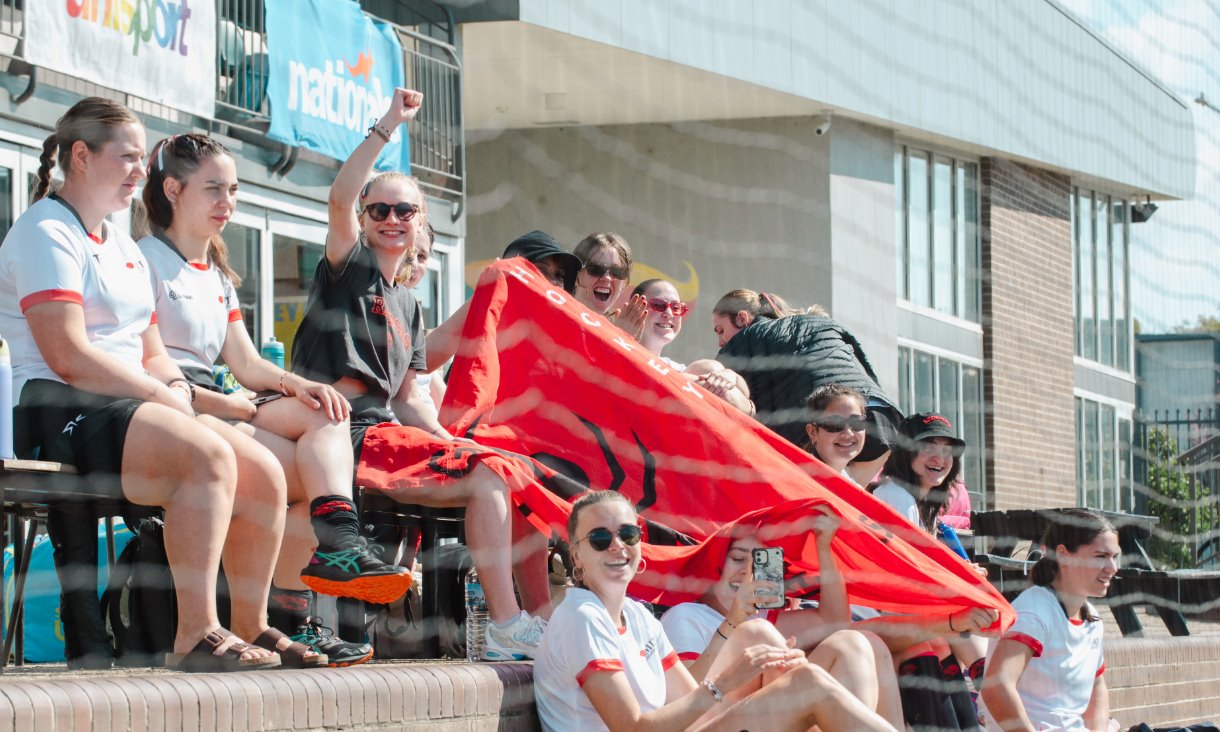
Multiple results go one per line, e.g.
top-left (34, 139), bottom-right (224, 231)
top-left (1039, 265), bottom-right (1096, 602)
top-left (14, 379), bottom-right (143, 499)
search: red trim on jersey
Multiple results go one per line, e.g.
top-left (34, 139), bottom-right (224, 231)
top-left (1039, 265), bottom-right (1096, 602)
top-left (766, 608), bottom-right (782, 625)
top-left (227, 309), bottom-right (242, 323)
top-left (1096, 662), bottom-right (1105, 678)
top-left (617, 624), bottom-right (628, 636)
top-left (87, 232), bottom-right (104, 244)
top-left (20, 289), bottom-right (83, 311)
top-left (151, 311), bottom-right (159, 325)
top-left (189, 262), bottom-right (210, 271)
top-left (661, 652), bottom-right (680, 671)
top-left (1003, 632), bottom-right (1043, 658)
top-left (1068, 617), bottom-right (1085, 626)
top-left (577, 659), bottom-right (623, 687)
top-left (677, 651), bottom-right (701, 662)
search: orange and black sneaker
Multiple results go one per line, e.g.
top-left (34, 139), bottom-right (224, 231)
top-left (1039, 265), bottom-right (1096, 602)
top-left (300, 539), bottom-right (413, 604)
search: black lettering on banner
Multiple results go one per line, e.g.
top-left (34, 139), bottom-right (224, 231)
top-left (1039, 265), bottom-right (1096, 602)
top-left (858, 514), bottom-right (894, 545)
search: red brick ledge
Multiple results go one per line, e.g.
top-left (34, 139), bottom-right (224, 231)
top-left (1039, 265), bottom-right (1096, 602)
top-left (0, 661), bottom-right (539, 732)
top-left (1105, 636), bottom-right (1220, 729)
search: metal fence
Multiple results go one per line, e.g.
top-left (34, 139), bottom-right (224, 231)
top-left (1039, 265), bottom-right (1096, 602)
top-left (216, 0), bottom-right (463, 202)
top-left (1134, 408), bottom-right (1220, 568)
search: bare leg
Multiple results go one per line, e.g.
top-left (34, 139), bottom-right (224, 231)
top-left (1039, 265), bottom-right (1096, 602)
top-left (194, 416), bottom-right (287, 646)
top-left (512, 511), bottom-right (553, 621)
top-left (241, 423), bottom-right (315, 591)
top-left (808, 629), bottom-right (882, 710)
top-left (120, 404), bottom-right (264, 659)
top-left (860, 630), bottom-right (905, 729)
top-left (696, 663), bottom-right (896, 732)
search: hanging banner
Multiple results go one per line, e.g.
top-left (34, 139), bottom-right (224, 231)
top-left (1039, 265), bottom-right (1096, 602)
top-left (265, 0), bottom-right (410, 172)
top-left (25, 1), bottom-right (217, 119)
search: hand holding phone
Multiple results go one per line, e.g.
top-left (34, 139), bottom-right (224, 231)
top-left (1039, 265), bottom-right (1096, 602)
top-left (751, 547), bottom-right (786, 610)
top-left (250, 392), bottom-right (284, 406)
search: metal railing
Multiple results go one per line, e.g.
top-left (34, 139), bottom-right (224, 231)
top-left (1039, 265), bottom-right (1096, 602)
top-left (0, 0), bottom-right (20, 42)
top-left (216, 0), bottom-right (463, 202)
top-left (1134, 408), bottom-right (1220, 568)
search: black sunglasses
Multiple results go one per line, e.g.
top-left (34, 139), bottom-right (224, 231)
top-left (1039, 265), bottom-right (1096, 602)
top-left (364, 201), bottom-right (420, 222)
top-left (817, 415), bottom-right (869, 434)
top-left (575, 524), bottom-right (642, 552)
top-left (583, 262), bottom-right (629, 280)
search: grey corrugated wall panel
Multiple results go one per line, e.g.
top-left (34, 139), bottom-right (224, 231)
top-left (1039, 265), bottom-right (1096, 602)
top-left (513, 0), bottom-right (1195, 198)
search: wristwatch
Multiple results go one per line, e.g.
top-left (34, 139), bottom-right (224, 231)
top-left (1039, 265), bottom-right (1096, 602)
top-left (701, 678), bottom-right (724, 703)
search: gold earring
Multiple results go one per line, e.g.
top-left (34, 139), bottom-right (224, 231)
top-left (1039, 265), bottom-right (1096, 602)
top-left (572, 566), bottom-right (585, 583)
top-left (636, 559), bottom-right (647, 575)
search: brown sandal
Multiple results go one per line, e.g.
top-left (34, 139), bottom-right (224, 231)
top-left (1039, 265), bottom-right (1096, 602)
top-left (165, 628), bottom-right (282, 672)
top-left (253, 628), bottom-right (328, 669)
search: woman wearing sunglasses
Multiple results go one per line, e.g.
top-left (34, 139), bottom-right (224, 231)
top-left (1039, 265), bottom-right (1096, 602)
top-left (803, 385), bottom-right (870, 486)
top-left (573, 232), bottom-right (633, 315)
top-left (534, 490), bottom-right (897, 732)
top-left (292, 89), bottom-right (553, 660)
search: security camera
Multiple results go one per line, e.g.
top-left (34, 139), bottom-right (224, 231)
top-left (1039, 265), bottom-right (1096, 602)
top-left (814, 115), bottom-right (832, 136)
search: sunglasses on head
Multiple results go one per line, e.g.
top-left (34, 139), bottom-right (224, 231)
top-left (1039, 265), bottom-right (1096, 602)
top-left (817, 415), bottom-right (869, 433)
top-left (583, 262), bottom-right (629, 280)
top-left (576, 524), bottom-right (642, 552)
top-left (647, 298), bottom-right (689, 317)
top-left (364, 202), bottom-right (420, 222)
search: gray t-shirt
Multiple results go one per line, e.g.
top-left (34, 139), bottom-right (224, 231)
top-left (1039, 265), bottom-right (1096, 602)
top-left (291, 242), bottom-right (426, 423)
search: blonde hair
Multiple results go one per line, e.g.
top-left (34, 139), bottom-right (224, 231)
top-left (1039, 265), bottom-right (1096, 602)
top-left (34, 97), bottom-right (141, 202)
top-left (359, 171), bottom-right (427, 285)
top-left (713, 289), bottom-right (827, 320)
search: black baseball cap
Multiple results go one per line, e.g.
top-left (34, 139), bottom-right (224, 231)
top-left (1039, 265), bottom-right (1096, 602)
top-left (899, 412), bottom-right (966, 448)
top-left (502, 230), bottom-right (581, 293)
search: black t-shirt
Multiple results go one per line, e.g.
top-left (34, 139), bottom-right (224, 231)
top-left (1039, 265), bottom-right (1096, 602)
top-left (291, 242), bottom-right (426, 423)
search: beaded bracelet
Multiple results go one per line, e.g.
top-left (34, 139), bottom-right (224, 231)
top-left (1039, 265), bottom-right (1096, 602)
top-left (367, 123), bottom-right (391, 143)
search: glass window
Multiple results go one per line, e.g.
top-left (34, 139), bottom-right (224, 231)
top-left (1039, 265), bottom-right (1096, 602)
top-left (961, 365), bottom-right (985, 506)
top-left (1113, 202), bottom-right (1129, 371)
top-left (914, 350), bottom-right (935, 414)
top-left (895, 151), bottom-right (906, 299)
top-left (1084, 400), bottom-right (1100, 508)
top-left (897, 346), bottom-right (911, 415)
top-left (221, 222), bottom-right (262, 344)
top-left (1079, 191), bottom-right (1096, 361)
top-left (932, 157), bottom-right (953, 314)
top-left (1101, 404), bottom-right (1116, 511)
top-left (958, 162), bottom-right (981, 322)
top-left (415, 248), bottom-right (448, 329)
top-left (273, 234), bottom-right (324, 369)
top-left (907, 151), bottom-right (930, 308)
top-left (1096, 196), bottom-right (1112, 367)
top-left (0, 167), bottom-right (12, 241)
top-left (938, 358), bottom-right (960, 428)
top-left (1118, 417), bottom-right (1133, 512)
top-left (1075, 397), bottom-right (1085, 503)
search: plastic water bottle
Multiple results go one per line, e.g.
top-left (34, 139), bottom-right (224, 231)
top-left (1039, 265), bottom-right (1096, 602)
top-left (0, 339), bottom-right (11, 459)
top-left (260, 336), bottom-right (284, 368)
top-left (465, 567), bottom-right (488, 662)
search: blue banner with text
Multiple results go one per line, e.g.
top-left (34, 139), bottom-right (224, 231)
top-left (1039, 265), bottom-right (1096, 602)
top-left (266, 0), bottom-right (409, 172)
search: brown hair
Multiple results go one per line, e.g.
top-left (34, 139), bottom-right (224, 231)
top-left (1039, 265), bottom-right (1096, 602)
top-left (1030, 509), bottom-right (1116, 591)
top-left (567, 490), bottom-right (636, 588)
top-left (802, 384), bottom-right (867, 456)
top-left (574, 232), bottom-right (634, 281)
top-left (359, 171), bottom-right (426, 285)
top-left (142, 133), bottom-right (242, 286)
top-left (33, 97), bottom-right (141, 202)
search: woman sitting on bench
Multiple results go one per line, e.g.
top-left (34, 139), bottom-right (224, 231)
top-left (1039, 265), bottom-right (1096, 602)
top-left (0, 98), bottom-right (283, 672)
top-left (138, 132), bottom-right (413, 667)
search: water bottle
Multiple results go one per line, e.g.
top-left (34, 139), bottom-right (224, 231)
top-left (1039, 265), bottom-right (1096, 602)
top-left (465, 566), bottom-right (488, 662)
top-left (260, 336), bottom-right (285, 369)
top-left (0, 339), bottom-right (11, 459)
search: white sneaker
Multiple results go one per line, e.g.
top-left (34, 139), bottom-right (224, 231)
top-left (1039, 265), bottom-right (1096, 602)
top-left (482, 612), bottom-right (547, 661)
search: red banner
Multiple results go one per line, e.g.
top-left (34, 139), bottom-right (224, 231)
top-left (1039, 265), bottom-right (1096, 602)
top-left (361, 258), bottom-right (1012, 625)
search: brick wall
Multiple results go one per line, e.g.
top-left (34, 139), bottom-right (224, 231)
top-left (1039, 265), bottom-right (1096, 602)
top-left (1107, 636), bottom-right (1220, 727)
top-left (980, 159), bottom-right (1077, 511)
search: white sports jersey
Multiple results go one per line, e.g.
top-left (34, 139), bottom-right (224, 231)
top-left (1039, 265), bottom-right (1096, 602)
top-left (139, 235), bottom-right (240, 375)
top-left (981, 584), bottom-right (1105, 732)
top-left (660, 602), bottom-right (779, 661)
top-left (534, 588), bottom-right (680, 732)
top-left (873, 480), bottom-right (921, 527)
top-left (0, 196), bottom-right (153, 397)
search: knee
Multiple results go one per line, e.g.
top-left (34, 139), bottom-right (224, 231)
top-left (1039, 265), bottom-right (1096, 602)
top-left (858, 629), bottom-right (894, 666)
top-left (822, 628), bottom-right (875, 661)
top-left (789, 661), bottom-right (838, 696)
top-left (190, 430), bottom-right (238, 492)
top-left (249, 445), bottom-right (288, 503)
top-left (735, 617), bottom-right (785, 646)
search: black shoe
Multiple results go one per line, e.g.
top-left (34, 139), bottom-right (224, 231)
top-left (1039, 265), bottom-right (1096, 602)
top-left (289, 617), bottom-right (373, 668)
top-left (300, 539), bottom-right (413, 604)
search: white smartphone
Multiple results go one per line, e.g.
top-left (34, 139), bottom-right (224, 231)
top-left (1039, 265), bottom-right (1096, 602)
top-left (751, 547), bottom-right (786, 610)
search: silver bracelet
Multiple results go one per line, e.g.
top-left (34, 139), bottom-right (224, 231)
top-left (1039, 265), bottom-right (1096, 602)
top-left (701, 678), bottom-right (724, 703)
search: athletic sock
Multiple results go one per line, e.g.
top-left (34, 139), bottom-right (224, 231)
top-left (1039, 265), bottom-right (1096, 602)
top-left (309, 495), bottom-right (361, 552)
top-left (268, 584), bottom-right (313, 634)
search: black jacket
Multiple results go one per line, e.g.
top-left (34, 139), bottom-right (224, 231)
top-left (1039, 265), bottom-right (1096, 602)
top-left (716, 314), bottom-right (897, 445)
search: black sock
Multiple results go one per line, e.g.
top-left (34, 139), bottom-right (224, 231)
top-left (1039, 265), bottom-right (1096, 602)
top-left (309, 495), bottom-right (361, 551)
top-left (268, 584), bottom-right (313, 633)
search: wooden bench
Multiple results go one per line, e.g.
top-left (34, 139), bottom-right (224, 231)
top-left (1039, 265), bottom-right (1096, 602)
top-left (0, 458), bottom-right (136, 668)
top-left (972, 507), bottom-right (1220, 637)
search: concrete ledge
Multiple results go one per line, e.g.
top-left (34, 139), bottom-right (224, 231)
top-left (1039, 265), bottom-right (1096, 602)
top-left (0, 661), bottom-right (540, 732)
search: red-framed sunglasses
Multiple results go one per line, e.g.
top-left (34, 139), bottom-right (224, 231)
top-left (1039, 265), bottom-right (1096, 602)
top-left (647, 298), bottom-right (689, 317)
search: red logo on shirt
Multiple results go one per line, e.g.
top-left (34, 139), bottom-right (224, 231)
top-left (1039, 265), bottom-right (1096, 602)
top-left (370, 296), bottom-right (386, 316)
top-left (369, 295), bottom-right (410, 347)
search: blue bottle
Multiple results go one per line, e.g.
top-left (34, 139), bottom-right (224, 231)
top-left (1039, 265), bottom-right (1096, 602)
top-left (260, 336), bottom-right (285, 369)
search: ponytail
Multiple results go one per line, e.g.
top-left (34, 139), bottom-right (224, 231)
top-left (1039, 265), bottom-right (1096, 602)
top-left (34, 97), bottom-right (140, 204)
top-left (1029, 508), bottom-right (1115, 588)
top-left (33, 134), bottom-right (58, 202)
